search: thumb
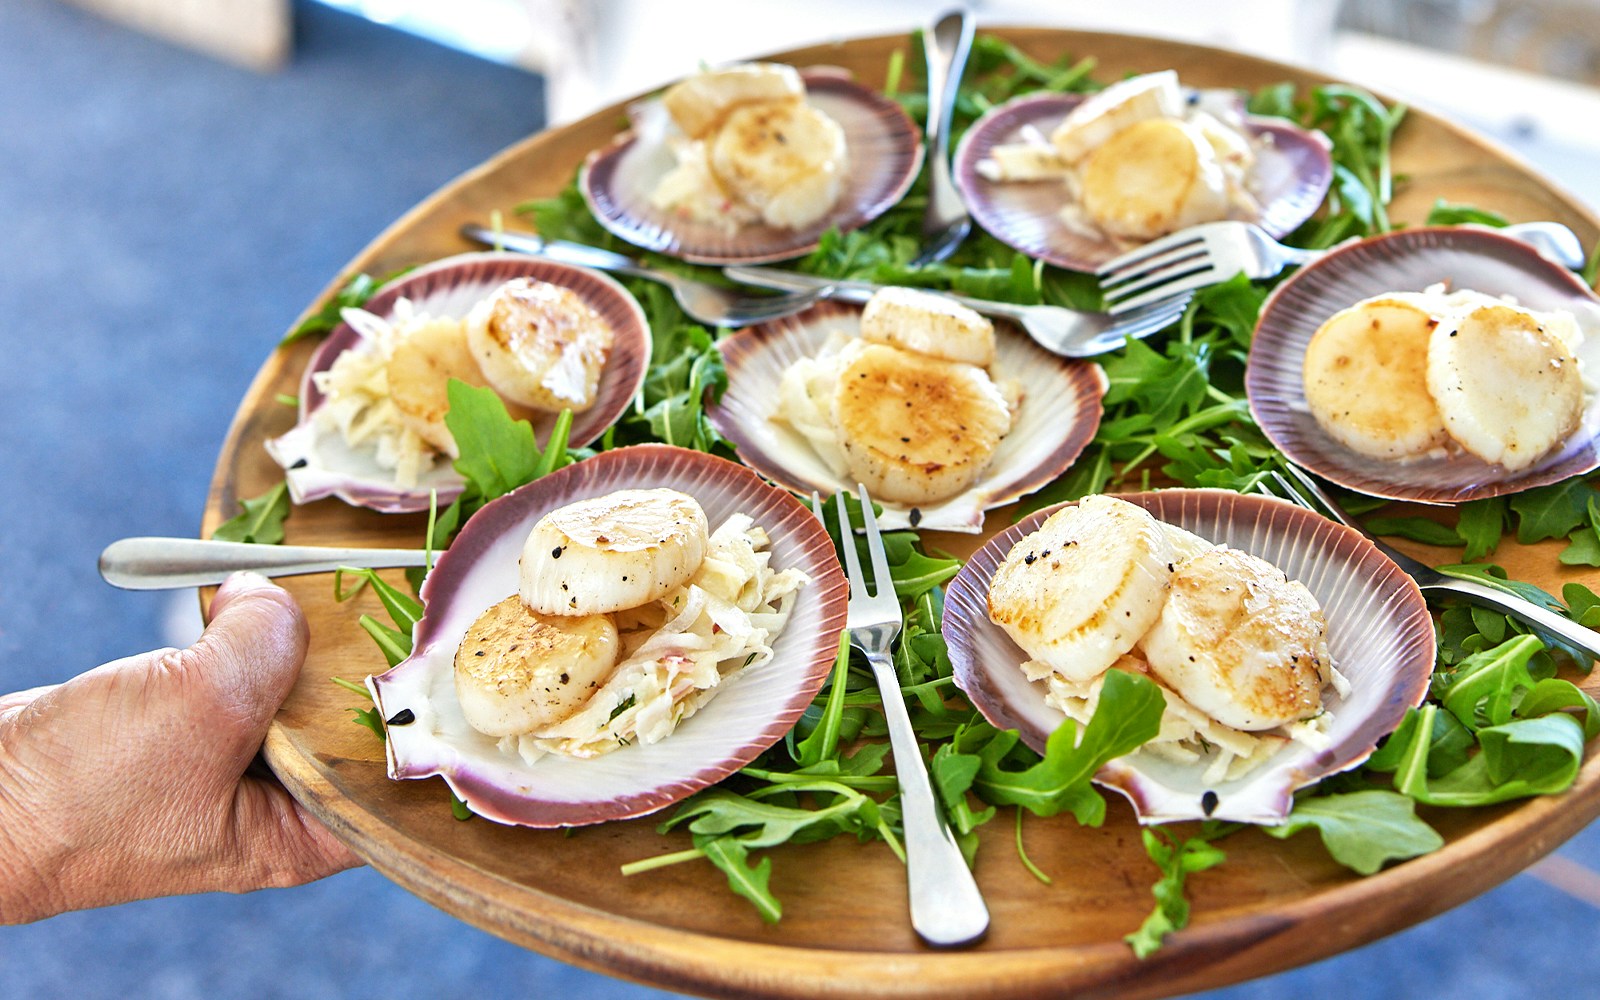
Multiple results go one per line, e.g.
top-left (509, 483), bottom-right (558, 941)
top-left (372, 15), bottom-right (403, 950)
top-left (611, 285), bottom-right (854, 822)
top-left (169, 571), bottom-right (309, 763)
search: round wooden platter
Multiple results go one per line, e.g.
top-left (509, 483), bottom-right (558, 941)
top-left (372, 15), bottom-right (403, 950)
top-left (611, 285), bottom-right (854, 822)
top-left (204, 27), bottom-right (1600, 1000)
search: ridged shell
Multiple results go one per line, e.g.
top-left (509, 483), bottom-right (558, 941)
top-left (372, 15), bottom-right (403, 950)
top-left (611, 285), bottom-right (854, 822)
top-left (953, 90), bottom-right (1333, 272)
top-left (580, 68), bottom-right (923, 264)
top-left (1248, 227), bottom-right (1600, 504)
top-left (367, 444), bottom-right (848, 827)
top-left (707, 300), bottom-right (1107, 532)
top-left (945, 489), bottom-right (1433, 825)
top-left (266, 252), bottom-right (651, 513)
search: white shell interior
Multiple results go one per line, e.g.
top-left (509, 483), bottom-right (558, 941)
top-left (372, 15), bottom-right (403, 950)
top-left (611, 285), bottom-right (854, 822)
top-left (368, 447), bottom-right (844, 827)
top-left (267, 253), bottom-right (649, 514)
top-left (947, 490), bottom-right (1432, 825)
top-left (1248, 229), bottom-right (1600, 503)
top-left (709, 305), bottom-right (1106, 532)
top-left (583, 72), bottom-right (921, 264)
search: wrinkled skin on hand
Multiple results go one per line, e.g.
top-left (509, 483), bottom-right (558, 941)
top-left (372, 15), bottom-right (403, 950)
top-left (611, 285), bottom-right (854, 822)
top-left (0, 572), bottom-right (361, 923)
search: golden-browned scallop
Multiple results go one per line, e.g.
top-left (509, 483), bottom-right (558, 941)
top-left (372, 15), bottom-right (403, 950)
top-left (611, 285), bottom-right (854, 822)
top-left (1079, 118), bottom-right (1230, 241)
top-left (709, 99), bottom-right (847, 230)
top-left (1302, 297), bottom-right (1451, 460)
top-left (1140, 546), bottom-right (1331, 732)
top-left (520, 488), bottom-right (710, 616)
top-left (1049, 70), bottom-right (1184, 165)
top-left (464, 278), bottom-right (615, 413)
top-left (832, 343), bottom-right (1011, 504)
top-left (1427, 303), bottom-right (1584, 471)
top-left (661, 62), bottom-right (805, 140)
top-left (454, 596), bottom-right (620, 737)
top-left (859, 287), bottom-right (997, 367)
top-left (386, 316), bottom-right (496, 458)
top-left (987, 496), bottom-right (1176, 684)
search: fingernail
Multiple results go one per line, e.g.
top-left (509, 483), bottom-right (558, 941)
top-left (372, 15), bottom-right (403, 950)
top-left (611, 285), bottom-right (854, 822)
top-left (211, 571), bottom-right (277, 615)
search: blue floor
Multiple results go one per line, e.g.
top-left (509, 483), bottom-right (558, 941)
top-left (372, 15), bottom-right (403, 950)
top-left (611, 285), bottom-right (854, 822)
top-left (1, 1), bottom-right (1597, 997)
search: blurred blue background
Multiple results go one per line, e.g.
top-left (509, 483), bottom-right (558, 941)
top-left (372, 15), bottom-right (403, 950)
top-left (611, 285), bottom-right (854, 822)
top-left (3, 1), bottom-right (1600, 997)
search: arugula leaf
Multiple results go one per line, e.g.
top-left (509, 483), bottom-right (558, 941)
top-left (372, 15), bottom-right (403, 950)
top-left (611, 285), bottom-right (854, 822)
top-left (211, 480), bottom-right (290, 544)
top-left (1390, 704), bottom-right (1586, 806)
top-left (1262, 790), bottom-right (1442, 875)
top-left (1455, 497), bottom-right (1506, 562)
top-left (1435, 563), bottom-right (1565, 611)
top-left (1509, 478), bottom-right (1595, 543)
top-left (1436, 634), bottom-right (1545, 729)
top-left (1363, 515), bottom-right (1461, 548)
top-left (1559, 497), bottom-right (1600, 566)
top-left (972, 670), bottom-right (1165, 823)
top-left (1124, 826), bottom-right (1228, 958)
top-left (795, 632), bottom-right (852, 767)
top-left (446, 380), bottom-right (551, 501)
top-left (697, 835), bottom-right (780, 922)
top-left (1425, 201), bottom-right (1509, 227)
top-left (280, 270), bottom-right (402, 345)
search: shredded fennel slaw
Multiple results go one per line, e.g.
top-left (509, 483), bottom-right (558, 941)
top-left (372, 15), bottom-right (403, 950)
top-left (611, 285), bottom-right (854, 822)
top-left (499, 513), bottom-right (809, 762)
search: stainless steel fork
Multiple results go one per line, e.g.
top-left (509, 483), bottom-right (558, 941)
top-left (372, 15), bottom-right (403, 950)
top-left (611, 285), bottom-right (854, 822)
top-left (815, 488), bottom-right (989, 947)
top-left (1265, 466), bottom-right (1600, 660)
top-left (1097, 220), bottom-right (1588, 315)
top-left (910, 8), bottom-right (976, 267)
top-left (461, 223), bottom-right (825, 328)
top-left (727, 266), bottom-right (1190, 357)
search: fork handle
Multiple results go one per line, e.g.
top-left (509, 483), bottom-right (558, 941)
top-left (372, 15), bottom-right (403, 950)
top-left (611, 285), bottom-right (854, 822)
top-left (99, 537), bottom-right (430, 590)
top-left (1429, 577), bottom-right (1600, 660)
top-left (460, 224), bottom-right (662, 282)
top-left (725, 266), bottom-right (1047, 324)
top-left (863, 649), bottom-right (991, 947)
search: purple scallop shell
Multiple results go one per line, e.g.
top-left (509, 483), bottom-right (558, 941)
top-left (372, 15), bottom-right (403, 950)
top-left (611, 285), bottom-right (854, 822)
top-left (945, 489), bottom-right (1434, 825)
top-left (1248, 227), bottom-right (1600, 504)
top-left (579, 69), bottom-right (923, 264)
top-left (953, 90), bottom-right (1334, 273)
top-left (266, 252), bottom-right (651, 514)
top-left (367, 444), bottom-right (848, 828)
top-left (705, 300), bottom-right (1108, 532)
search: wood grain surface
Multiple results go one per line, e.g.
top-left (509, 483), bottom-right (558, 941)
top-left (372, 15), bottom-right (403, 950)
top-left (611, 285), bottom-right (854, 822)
top-left (201, 28), bottom-right (1600, 1000)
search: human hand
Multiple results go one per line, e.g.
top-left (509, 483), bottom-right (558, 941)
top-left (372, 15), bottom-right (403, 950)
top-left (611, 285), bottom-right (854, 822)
top-left (0, 571), bottom-right (361, 923)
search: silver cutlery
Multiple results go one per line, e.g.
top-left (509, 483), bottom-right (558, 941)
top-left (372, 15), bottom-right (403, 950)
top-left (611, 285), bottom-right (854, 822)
top-left (910, 8), bottom-right (976, 267)
top-left (724, 265), bottom-right (1189, 357)
top-left (817, 488), bottom-right (989, 947)
top-left (1097, 220), bottom-right (1589, 315)
top-left (100, 537), bottom-right (429, 590)
top-left (1264, 466), bottom-right (1600, 660)
top-left (460, 223), bottom-right (827, 328)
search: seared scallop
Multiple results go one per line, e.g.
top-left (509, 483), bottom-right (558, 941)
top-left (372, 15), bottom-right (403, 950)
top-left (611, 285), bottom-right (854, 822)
top-left (454, 596), bottom-right (621, 737)
top-left (1079, 118), bottom-right (1230, 241)
top-left (987, 496), bottom-right (1176, 684)
top-left (1140, 546), bottom-right (1330, 732)
top-left (661, 62), bottom-right (805, 140)
top-left (832, 343), bottom-right (1011, 504)
top-left (386, 316), bottom-right (495, 458)
top-left (520, 488), bottom-right (710, 616)
top-left (709, 99), bottom-right (847, 230)
top-left (1302, 297), bottom-right (1451, 460)
top-left (1049, 70), bottom-right (1184, 165)
top-left (464, 278), bottom-right (615, 413)
top-left (859, 287), bottom-right (997, 367)
top-left (1427, 303), bottom-right (1583, 471)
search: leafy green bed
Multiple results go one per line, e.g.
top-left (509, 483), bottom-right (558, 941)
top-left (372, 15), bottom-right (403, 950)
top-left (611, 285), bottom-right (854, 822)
top-left (226, 32), bottom-right (1600, 957)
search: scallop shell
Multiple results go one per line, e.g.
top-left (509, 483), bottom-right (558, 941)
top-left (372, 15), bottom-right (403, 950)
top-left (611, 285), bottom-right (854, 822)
top-left (1248, 227), bottom-right (1600, 504)
top-left (953, 90), bottom-right (1333, 272)
top-left (367, 444), bottom-right (848, 827)
top-left (266, 252), bottom-right (651, 514)
top-left (945, 489), bottom-right (1433, 825)
top-left (580, 68), bottom-right (923, 265)
top-left (707, 300), bottom-right (1107, 532)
